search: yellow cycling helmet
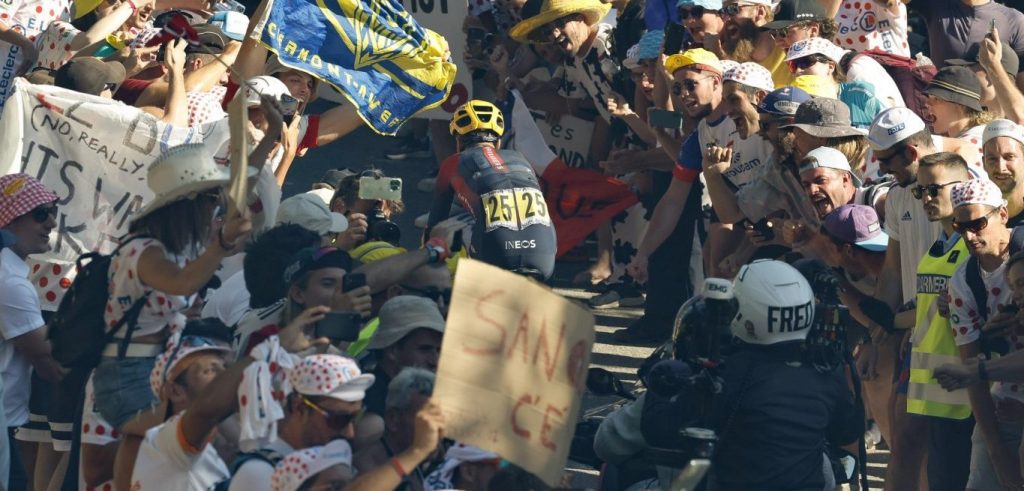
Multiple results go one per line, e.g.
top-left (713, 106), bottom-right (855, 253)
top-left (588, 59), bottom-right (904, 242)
top-left (450, 100), bottom-right (505, 137)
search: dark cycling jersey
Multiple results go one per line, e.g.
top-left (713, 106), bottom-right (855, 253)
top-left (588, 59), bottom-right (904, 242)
top-left (427, 145), bottom-right (556, 280)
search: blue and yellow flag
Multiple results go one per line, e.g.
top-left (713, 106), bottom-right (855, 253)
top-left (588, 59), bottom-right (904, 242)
top-left (260, 0), bottom-right (456, 135)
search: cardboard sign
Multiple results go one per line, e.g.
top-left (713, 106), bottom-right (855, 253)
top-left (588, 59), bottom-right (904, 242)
top-left (530, 110), bottom-right (595, 168)
top-left (400, 0), bottom-right (471, 119)
top-left (434, 259), bottom-right (595, 485)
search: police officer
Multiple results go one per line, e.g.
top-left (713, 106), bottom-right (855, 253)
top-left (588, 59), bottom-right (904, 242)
top-left (643, 260), bottom-right (863, 491)
top-left (426, 100), bottom-right (556, 280)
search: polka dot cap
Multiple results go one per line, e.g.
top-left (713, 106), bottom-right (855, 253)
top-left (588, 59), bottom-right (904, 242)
top-left (149, 333), bottom-right (230, 397)
top-left (785, 37), bottom-right (847, 63)
top-left (286, 354), bottom-right (375, 402)
top-left (724, 62), bottom-right (774, 92)
top-left (270, 440), bottom-right (353, 491)
top-left (950, 178), bottom-right (1005, 210)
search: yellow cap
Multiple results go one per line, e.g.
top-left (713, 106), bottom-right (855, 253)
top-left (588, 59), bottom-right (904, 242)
top-left (791, 75), bottom-right (837, 98)
top-left (350, 241), bottom-right (407, 263)
top-left (72, 0), bottom-right (103, 20)
top-left (664, 48), bottom-right (723, 76)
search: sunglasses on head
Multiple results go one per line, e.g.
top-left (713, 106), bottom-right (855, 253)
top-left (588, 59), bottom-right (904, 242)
top-left (787, 54), bottom-right (831, 72)
top-left (301, 396), bottom-right (363, 429)
top-left (678, 5), bottom-right (717, 20)
top-left (911, 181), bottom-right (962, 200)
top-left (401, 284), bottom-right (453, 304)
top-left (952, 207), bottom-right (1000, 235)
top-left (672, 75), bottom-right (713, 96)
top-left (29, 203), bottom-right (57, 223)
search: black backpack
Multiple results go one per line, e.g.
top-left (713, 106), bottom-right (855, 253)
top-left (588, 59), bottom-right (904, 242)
top-left (213, 448), bottom-right (285, 491)
top-left (48, 237), bottom-right (150, 370)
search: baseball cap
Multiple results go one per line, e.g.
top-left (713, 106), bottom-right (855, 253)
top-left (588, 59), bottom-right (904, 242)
top-left (724, 62), bottom-right (774, 92)
top-left (764, 0), bottom-right (828, 29)
top-left (367, 296), bottom-right (445, 350)
top-left (288, 354), bottom-right (375, 402)
top-left (271, 440), bottom-right (354, 491)
top-left (983, 119), bottom-right (1024, 146)
top-left (948, 41), bottom-right (1020, 76)
top-left (785, 37), bottom-right (846, 63)
top-left (924, 66), bottom-right (983, 112)
top-left (664, 48), bottom-right (723, 75)
top-left (867, 107), bottom-right (927, 151)
top-left (781, 97), bottom-right (865, 138)
top-left (823, 204), bottom-right (889, 252)
top-left (150, 334), bottom-right (231, 397)
top-left (0, 174), bottom-right (59, 228)
top-left (798, 146), bottom-right (863, 186)
top-left (677, 0), bottom-right (723, 9)
top-left (276, 192), bottom-right (348, 236)
top-left (54, 58), bottom-right (126, 96)
top-left (636, 30), bottom-right (665, 61)
top-left (207, 11), bottom-right (248, 41)
top-left (790, 74), bottom-right (837, 98)
top-left (758, 86), bottom-right (812, 116)
top-left (282, 247), bottom-right (354, 285)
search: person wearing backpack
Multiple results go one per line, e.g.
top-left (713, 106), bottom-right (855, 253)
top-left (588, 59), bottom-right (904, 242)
top-left (88, 142), bottom-right (255, 490)
top-left (0, 174), bottom-right (68, 491)
top-left (946, 178), bottom-right (1024, 490)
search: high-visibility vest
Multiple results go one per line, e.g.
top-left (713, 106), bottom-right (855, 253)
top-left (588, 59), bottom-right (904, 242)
top-left (907, 235), bottom-right (971, 419)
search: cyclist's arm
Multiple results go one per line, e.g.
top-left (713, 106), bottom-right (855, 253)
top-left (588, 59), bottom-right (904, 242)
top-left (426, 155), bottom-right (461, 232)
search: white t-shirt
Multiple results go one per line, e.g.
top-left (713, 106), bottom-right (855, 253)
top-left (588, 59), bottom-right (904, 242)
top-left (883, 185), bottom-right (943, 303)
top-left (130, 414), bottom-right (230, 491)
top-left (105, 237), bottom-right (191, 339)
top-left (697, 116), bottom-right (773, 190)
top-left (948, 260), bottom-right (1024, 402)
top-left (226, 438), bottom-right (295, 491)
top-left (0, 248), bottom-right (44, 426)
top-left (834, 2), bottom-right (910, 57)
top-left (201, 269), bottom-right (251, 328)
top-left (79, 375), bottom-right (119, 491)
top-left (846, 54), bottom-right (905, 108)
top-left (0, 0), bottom-right (70, 111)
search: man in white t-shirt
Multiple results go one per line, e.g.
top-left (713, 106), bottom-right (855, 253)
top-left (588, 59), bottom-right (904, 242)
top-left (946, 178), bottom-right (1024, 490)
top-left (0, 173), bottom-right (67, 489)
top-left (981, 119), bottom-right (1024, 228)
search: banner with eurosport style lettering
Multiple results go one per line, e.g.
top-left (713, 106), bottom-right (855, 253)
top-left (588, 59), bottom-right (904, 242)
top-left (0, 79), bottom-right (230, 265)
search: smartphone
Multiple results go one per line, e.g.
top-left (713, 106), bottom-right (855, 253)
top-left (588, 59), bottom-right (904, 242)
top-left (648, 108), bottom-right (684, 129)
top-left (750, 217), bottom-right (775, 241)
top-left (314, 312), bottom-right (363, 342)
top-left (358, 176), bottom-right (402, 201)
top-left (664, 22), bottom-right (687, 56)
top-left (342, 272), bottom-right (366, 293)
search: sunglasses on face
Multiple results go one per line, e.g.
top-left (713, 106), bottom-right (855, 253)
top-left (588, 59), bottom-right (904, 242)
top-left (678, 6), bottom-right (718, 20)
top-left (911, 181), bottom-right (962, 200)
top-left (952, 207), bottom-right (1000, 235)
top-left (302, 396), bottom-right (364, 429)
top-left (401, 284), bottom-right (453, 304)
top-left (723, 2), bottom-right (754, 16)
top-left (540, 14), bottom-right (582, 38)
top-left (874, 145), bottom-right (907, 167)
top-left (29, 203), bottom-right (57, 223)
top-left (672, 76), bottom-right (713, 96)
top-left (787, 54), bottom-right (830, 72)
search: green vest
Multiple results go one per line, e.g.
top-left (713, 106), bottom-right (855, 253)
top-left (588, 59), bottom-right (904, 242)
top-left (907, 235), bottom-right (971, 419)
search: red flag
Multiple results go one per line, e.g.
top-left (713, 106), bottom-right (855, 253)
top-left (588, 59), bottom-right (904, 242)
top-left (540, 158), bottom-right (638, 257)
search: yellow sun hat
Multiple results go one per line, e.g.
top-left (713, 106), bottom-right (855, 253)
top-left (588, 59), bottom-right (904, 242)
top-left (510, 0), bottom-right (611, 44)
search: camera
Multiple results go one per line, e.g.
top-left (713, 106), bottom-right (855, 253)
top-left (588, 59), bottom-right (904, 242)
top-left (366, 204), bottom-right (401, 245)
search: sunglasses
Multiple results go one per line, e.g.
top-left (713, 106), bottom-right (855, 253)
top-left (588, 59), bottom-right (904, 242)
top-left (540, 13), bottom-right (583, 38)
top-left (952, 207), bottom-right (1000, 235)
top-left (672, 75), bottom-right (714, 96)
top-left (401, 284), bottom-right (453, 304)
top-left (787, 54), bottom-right (831, 72)
top-left (678, 6), bottom-right (718, 19)
top-left (723, 2), bottom-right (754, 16)
top-left (911, 181), bottom-right (962, 200)
top-left (302, 396), bottom-right (364, 429)
top-left (29, 203), bottom-right (57, 223)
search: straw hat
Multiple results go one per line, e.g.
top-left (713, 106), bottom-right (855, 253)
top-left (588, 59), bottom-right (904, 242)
top-left (132, 144), bottom-right (255, 223)
top-left (510, 0), bottom-right (611, 44)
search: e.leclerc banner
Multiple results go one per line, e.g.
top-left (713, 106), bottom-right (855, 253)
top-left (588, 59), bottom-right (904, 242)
top-left (258, 0), bottom-right (456, 135)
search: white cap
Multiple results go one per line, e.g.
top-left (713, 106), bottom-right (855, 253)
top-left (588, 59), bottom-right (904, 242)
top-left (785, 37), bottom-right (847, 63)
top-left (867, 107), bottom-right (927, 151)
top-left (288, 354), bottom-right (375, 402)
top-left (798, 146), bottom-right (863, 186)
top-left (243, 75), bottom-right (292, 108)
top-left (983, 119), bottom-right (1024, 146)
top-left (730, 260), bottom-right (814, 345)
top-left (276, 192), bottom-right (348, 235)
top-left (724, 62), bottom-right (774, 93)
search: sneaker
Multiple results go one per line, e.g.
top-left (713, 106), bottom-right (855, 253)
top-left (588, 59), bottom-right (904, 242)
top-left (588, 290), bottom-right (621, 309)
top-left (611, 317), bottom-right (667, 345)
top-left (386, 140), bottom-right (432, 160)
top-left (414, 212), bottom-right (429, 229)
top-left (417, 177), bottom-right (437, 192)
top-left (618, 288), bottom-right (645, 308)
top-left (864, 421), bottom-right (882, 449)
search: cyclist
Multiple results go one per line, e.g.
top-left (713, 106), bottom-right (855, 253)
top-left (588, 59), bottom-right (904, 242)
top-left (426, 100), bottom-right (556, 281)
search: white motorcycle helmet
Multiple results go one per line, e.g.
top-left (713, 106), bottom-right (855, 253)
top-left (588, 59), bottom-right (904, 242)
top-left (730, 259), bottom-right (815, 345)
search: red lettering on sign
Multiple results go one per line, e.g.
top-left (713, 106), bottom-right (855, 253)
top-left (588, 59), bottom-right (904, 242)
top-left (463, 289), bottom-right (507, 355)
top-left (507, 312), bottom-right (530, 363)
top-left (533, 319), bottom-right (566, 382)
top-left (511, 393), bottom-right (534, 439)
top-left (539, 404), bottom-right (565, 452)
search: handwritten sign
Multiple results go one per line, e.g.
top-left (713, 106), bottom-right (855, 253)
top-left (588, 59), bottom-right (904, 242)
top-left (400, 0), bottom-right (470, 118)
top-left (434, 259), bottom-right (595, 485)
top-left (530, 110), bottom-right (595, 169)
